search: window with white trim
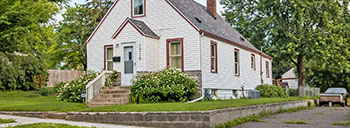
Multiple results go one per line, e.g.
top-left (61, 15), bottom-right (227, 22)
top-left (133, 0), bottom-right (145, 17)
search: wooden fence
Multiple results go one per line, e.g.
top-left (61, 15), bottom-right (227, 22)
top-left (47, 70), bottom-right (85, 87)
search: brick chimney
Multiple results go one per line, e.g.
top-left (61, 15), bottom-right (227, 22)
top-left (207, 0), bottom-right (216, 17)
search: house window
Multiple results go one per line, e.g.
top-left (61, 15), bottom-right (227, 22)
top-left (266, 61), bottom-right (270, 78)
top-left (104, 45), bottom-right (113, 70)
top-left (234, 49), bottom-right (240, 76)
top-left (211, 41), bottom-right (217, 73)
top-left (167, 38), bottom-right (183, 71)
top-left (251, 54), bottom-right (256, 70)
top-left (132, 0), bottom-right (145, 17)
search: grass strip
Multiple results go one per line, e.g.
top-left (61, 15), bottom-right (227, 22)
top-left (5, 123), bottom-right (95, 128)
top-left (332, 121), bottom-right (350, 126)
top-left (0, 118), bottom-right (16, 124)
top-left (216, 103), bottom-right (314, 128)
top-left (284, 120), bottom-right (308, 124)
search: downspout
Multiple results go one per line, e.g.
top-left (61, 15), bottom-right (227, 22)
top-left (260, 45), bottom-right (263, 84)
top-left (188, 32), bottom-right (205, 103)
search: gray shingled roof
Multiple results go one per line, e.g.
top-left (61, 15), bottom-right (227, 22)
top-left (128, 18), bottom-right (159, 39)
top-left (168, 0), bottom-right (258, 51)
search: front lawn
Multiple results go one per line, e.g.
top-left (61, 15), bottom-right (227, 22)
top-left (80, 97), bottom-right (303, 112)
top-left (6, 123), bottom-right (93, 128)
top-left (0, 91), bottom-right (86, 112)
top-left (0, 91), bottom-right (305, 112)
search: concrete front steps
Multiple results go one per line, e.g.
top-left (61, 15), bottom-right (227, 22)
top-left (87, 86), bottom-right (131, 107)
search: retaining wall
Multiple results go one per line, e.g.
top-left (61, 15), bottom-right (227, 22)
top-left (0, 100), bottom-right (314, 128)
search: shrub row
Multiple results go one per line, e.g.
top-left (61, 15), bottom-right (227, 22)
top-left (57, 73), bottom-right (97, 102)
top-left (131, 68), bottom-right (198, 103)
top-left (256, 84), bottom-right (289, 98)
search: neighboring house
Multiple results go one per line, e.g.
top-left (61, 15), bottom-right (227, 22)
top-left (86, 0), bottom-right (273, 99)
top-left (282, 68), bottom-right (298, 89)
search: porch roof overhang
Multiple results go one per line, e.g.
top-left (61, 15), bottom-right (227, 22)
top-left (112, 18), bottom-right (160, 40)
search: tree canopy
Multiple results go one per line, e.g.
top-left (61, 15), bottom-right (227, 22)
top-left (54, 0), bottom-right (115, 70)
top-left (221, 0), bottom-right (350, 89)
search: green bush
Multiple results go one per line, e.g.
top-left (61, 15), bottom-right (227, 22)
top-left (0, 53), bottom-right (47, 91)
top-left (38, 87), bottom-right (49, 96)
top-left (256, 84), bottom-right (289, 98)
top-left (57, 73), bottom-right (97, 103)
top-left (131, 68), bottom-right (198, 103)
top-left (53, 82), bottom-right (65, 93)
top-left (289, 88), bottom-right (299, 96)
top-left (105, 71), bottom-right (118, 87)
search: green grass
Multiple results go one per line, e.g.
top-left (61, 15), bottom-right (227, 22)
top-left (215, 114), bottom-right (264, 128)
top-left (80, 97), bottom-right (303, 112)
top-left (0, 118), bottom-right (16, 124)
top-left (284, 120), bottom-right (308, 124)
top-left (0, 91), bottom-right (304, 112)
top-left (6, 123), bottom-right (95, 128)
top-left (332, 121), bottom-right (350, 126)
top-left (0, 91), bottom-right (86, 112)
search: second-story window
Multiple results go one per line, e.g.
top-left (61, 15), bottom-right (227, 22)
top-left (133, 0), bottom-right (145, 17)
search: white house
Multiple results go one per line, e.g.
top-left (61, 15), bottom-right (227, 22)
top-left (86, 0), bottom-right (273, 99)
top-left (282, 68), bottom-right (298, 89)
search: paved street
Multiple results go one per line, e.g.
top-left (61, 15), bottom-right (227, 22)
top-left (0, 114), bottom-right (141, 128)
top-left (236, 107), bottom-right (350, 128)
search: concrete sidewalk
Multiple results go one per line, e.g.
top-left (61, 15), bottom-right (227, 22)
top-left (0, 114), bottom-right (142, 128)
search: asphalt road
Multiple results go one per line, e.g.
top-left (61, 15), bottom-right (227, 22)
top-left (236, 107), bottom-right (350, 128)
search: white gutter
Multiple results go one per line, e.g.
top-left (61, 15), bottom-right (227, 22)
top-left (188, 32), bottom-right (205, 103)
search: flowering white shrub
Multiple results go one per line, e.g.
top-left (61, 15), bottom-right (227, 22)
top-left (57, 73), bottom-right (97, 102)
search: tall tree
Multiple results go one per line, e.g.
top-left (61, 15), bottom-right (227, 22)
top-left (56, 0), bottom-right (115, 70)
top-left (0, 0), bottom-right (59, 56)
top-left (221, 0), bottom-right (350, 87)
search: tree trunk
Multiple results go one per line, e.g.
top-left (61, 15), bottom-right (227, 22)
top-left (297, 55), bottom-right (306, 87)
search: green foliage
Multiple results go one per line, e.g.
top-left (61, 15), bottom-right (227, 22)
top-left (221, 0), bottom-right (350, 86)
top-left (284, 120), bottom-right (308, 124)
top-left (54, 82), bottom-right (65, 93)
top-left (105, 71), bottom-right (119, 87)
top-left (131, 68), bottom-right (198, 103)
top-left (6, 123), bottom-right (94, 128)
top-left (0, 53), bottom-right (48, 91)
top-left (289, 88), bottom-right (299, 96)
top-left (38, 87), bottom-right (49, 96)
top-left (256, 84), bottom-right (289, 98)
top-left (0, 118), bottom-right (16, 124)
top-left (55, 0), bottom-right (115, 70)
top-left (333, 121), bottom-right (350, 126)
top-left (0, 0), bottom-right (60, 69)
top-left (57, 73), bottom-right (97, 103)
top-left (216, 114), bottom-right (263, 128)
